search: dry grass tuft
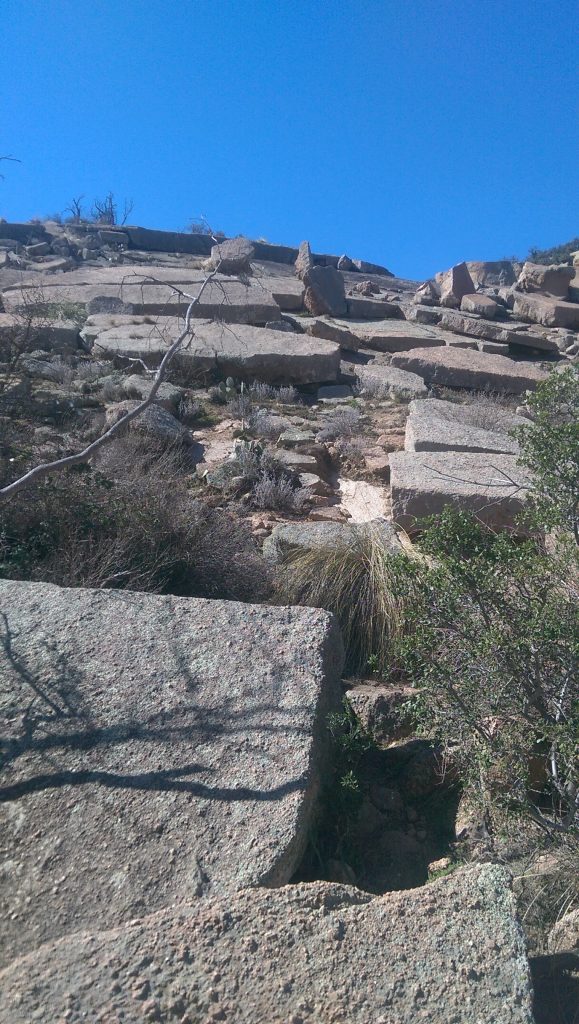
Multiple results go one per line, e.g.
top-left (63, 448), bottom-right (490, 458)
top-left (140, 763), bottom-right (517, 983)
top-left (276, 526), bottom-right (411, 675)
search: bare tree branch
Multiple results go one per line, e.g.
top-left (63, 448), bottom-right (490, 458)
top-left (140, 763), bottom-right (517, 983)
top-left (0, 264), bottom-right (222, 501)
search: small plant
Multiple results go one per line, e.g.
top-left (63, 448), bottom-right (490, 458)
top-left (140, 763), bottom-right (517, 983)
top-left (251, 472), bottom-right (308, 512)
top-left (316, 406), bottom-right (361, 442)
top-left (178, 396), bottom-right (202, 423)
top-left (248, 408), bottom-right (289, 439)
top-left (227, 392), bottom-right (253, 420)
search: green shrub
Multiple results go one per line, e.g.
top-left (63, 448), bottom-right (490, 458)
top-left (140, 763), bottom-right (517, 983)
top-left (515, 366), bottom-right (579, 543)
top-left (395, 509), bottom-right (578, 836)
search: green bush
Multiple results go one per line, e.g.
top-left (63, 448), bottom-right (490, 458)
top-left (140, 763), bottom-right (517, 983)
top-left (395, 509), bottom-right (578, 836)
top-left (515, 366), bottom-right (579, 543)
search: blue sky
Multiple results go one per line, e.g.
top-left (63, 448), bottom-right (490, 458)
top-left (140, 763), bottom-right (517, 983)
top-left (2, 0), bottom-right (577, 279)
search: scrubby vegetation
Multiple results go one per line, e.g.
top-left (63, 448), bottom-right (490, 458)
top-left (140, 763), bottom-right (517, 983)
top-left (0, 435), bottom-right (271, 602)
top-left (527, 237), bottom-right (579, 265)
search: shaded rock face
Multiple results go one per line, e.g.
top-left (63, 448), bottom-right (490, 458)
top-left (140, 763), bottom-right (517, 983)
top-left (390, 450), bottom-right (530, 532)
top-left (0, 867), bottom-right (533, 1024)
top-left (0, 581), bottom-right (343, 962)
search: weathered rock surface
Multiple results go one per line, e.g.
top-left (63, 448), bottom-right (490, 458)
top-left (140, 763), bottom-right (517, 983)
top-left (515, 261), bottom-right (574, 297)
top-left (356, 362), bottom-right (428, 399)
top-left (435, 262), bottom-right (475, 308)
top-left (391, 346), bottom-right (548, 393)
top-left (511, 291), bottom-right (579, 329)
top-left (347, 317), bottom-right (443, 352)
top-left (466, 260), bottom-right (518, 287)
top-left (460, 292), bottom-right (500, 318)
top-left (405, 398), bottom-right (524, 454)
top-left (303, 265), bottom-right (347, 317)
top-left (346, 295), bottom-right (401, 319)
top-left (210, 236), bottom-right (255, 273)
top-left (2, 268), bottom-right (281, 324)
top-left (0, 581), bottom-right (343, 961)
top-left (121, 374), bottom-right (183, 411)
top-left (263, 519), bottom-right (402, 563)
top-left (390, 450), bottom-right (530, 531)
top-left (0, 866), bottom-right (533, 1024)
top-left (94, 320), bottom-right (341, 385)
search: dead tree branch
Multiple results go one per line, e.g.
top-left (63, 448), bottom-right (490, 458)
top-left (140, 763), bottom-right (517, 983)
top-left (0, 265), bottom-right (221, 501)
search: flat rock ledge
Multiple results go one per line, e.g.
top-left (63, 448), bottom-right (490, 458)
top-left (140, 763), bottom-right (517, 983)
top-left (93, 319), bottom-right (341, 385)
top-left (0, 581), bottom-right (343, 962)
top-left (0, 865), bottom-right (533, 1024)
top-left (391, 346), bottom-right (548, 394)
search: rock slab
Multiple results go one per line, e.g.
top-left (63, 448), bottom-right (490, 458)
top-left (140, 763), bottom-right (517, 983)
top-left (0, 581), bottom-right (343, 962)
top-left (405, 398), bottom-right (524, 454)
top-left (0, 866), bottom-right (533, 1023)
top-left (390, 450), bottom-right (530, 531)
top-left (391, 346), bottom-right (548, 394)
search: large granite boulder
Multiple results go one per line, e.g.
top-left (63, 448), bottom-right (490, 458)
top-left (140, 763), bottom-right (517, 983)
top-left (510, 291), bottom-right (579, 329)
top-left (435, 262), bottom-right (475, 308)
top-left (390, 346), bottom-right (548, 394)
top-left (2, 267), bottom-right (281, 325)
top-left (0, 866), bottom-right (533, 1024)
top-left (390, 450), bottom-right (531, 531)
top-left (93, 320), bottom-right (341, 385)
top-left (0, 581), bottom-right (343, 961)
top-left (405, 398), bottom-right (524, 454)
top-left (515, 261), bottom-right (574, 298)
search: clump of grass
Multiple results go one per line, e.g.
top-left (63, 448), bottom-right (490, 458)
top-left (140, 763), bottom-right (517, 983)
top-left (276, 527), bottom-right (410, 675)
top-left (249, 380), bottom-right (300, 404)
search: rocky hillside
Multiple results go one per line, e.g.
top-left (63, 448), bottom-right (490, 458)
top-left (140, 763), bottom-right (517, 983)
top-left (0, 219), bottom-right (577, 1022)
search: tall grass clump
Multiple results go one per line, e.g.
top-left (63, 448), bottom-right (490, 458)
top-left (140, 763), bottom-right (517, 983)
top-left (276, 527), bottom-right (411, 676)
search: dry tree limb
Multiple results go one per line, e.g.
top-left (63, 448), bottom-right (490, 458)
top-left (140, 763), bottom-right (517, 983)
top-left (0, 265), bottom-right (222, 501)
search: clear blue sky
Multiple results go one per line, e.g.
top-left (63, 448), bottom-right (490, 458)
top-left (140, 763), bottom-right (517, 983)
top-left (2, 0), bottom-right (577, 279)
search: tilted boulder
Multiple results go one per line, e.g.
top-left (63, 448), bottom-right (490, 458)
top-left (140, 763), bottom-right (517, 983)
top-left (435, 261), bottom-right (476, 308)
top-left (295, 240), bottom-right (347, 317)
